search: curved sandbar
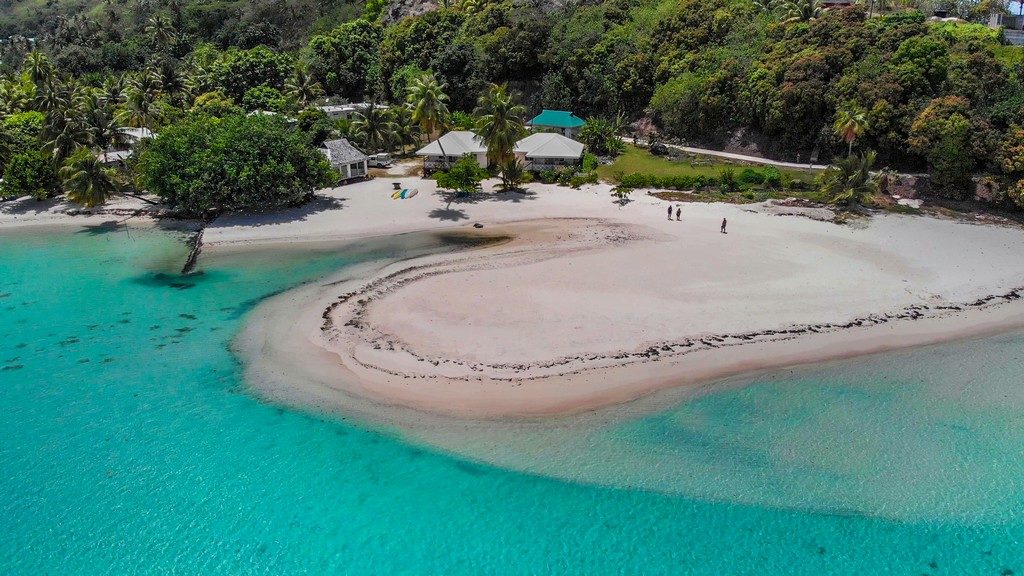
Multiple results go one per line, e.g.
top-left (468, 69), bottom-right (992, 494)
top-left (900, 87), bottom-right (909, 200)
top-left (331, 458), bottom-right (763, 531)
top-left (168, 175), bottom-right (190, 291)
top-left (235, 209), bottom-right (1024, 420)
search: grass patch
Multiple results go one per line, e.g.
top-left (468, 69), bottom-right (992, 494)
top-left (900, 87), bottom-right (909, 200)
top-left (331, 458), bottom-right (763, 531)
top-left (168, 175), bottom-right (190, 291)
top-left (596, 144), bottom-right (817, 184)
top-left (994, 45), bottom-right (1024, 67)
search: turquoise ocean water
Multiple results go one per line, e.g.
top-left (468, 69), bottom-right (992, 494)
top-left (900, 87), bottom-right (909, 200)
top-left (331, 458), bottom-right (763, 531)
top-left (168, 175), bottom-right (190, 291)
top-left (1, 223), bottom-right (1023, 575)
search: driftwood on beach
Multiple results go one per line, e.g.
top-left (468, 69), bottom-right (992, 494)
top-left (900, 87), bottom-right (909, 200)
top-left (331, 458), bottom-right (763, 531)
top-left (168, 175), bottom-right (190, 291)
top-left (181, 227), bottom-right (205, 275)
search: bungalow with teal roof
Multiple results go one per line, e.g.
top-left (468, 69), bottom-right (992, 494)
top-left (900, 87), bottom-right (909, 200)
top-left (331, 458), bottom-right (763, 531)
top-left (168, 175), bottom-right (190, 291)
top-left (528, 110), bottom-right (586, 139)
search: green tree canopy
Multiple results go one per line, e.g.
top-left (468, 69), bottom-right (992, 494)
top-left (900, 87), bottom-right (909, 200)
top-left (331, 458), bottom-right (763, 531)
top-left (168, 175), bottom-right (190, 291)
top-left (908, 96), bottom-right (989, 193)
top-left (136, 114), bottom-right (338, 216)
top-left (1, 150), bottom-right (59, 200)
top-left (307, 20), bottom-right (384, 100)
top-left (212, 46), bottom-right (293, 100)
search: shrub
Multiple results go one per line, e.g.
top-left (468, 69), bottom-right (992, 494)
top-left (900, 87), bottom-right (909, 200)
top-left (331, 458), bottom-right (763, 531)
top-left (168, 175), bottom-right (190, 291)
top-left (436, 154), bottom-right (489, 195)
top-left (1, 151), bottom-right (59, 200)
top-left (737, 168), bottom-right (765, 186)
top-left (619, 172), bottom-right (655, 188)
top-left (582, 152), bottom-right (599, 172)
top-left (569, 171), bottom-right (598, 188)
top-left (536, 169), bottom-right (559, 184)
top-left (720, 168), bottom-right (738, 192)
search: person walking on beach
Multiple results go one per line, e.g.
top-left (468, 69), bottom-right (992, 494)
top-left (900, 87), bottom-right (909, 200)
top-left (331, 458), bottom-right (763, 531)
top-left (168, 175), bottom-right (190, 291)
top-left (668, 205), bottom-right (673, 220)
top-left (675, 206), bottom-right (681, 221)
top-left (720, 218), bottom-right (728, 233)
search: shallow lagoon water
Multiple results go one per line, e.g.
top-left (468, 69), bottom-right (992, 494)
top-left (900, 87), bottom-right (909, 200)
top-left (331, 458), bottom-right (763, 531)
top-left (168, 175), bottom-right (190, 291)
top-left (1, 223), bottom-right (1022, 574)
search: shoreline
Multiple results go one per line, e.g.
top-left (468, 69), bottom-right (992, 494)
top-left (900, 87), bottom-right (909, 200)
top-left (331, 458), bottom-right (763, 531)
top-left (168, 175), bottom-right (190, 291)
top-left (9, 177), bottom-right (1024, 423)
top-left (233, 213), bottom-right (1024, 422)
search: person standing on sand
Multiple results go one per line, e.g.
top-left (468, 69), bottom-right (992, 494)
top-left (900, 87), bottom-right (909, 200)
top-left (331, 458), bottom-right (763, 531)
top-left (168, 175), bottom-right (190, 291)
top-left (668, 205), bottom-right (673, 220)
top-left (721, 218), bottom-right (728, 233)
top-left (675, 206), bottom-right (681, 221)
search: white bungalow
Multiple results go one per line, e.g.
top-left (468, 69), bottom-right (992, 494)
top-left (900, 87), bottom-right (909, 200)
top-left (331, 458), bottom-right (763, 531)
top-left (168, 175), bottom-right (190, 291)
top-left (514, 132), bottom-right (585, 170)
top-left (416, 131), bottom-right (488, 171)
top-left (320, 138), bottom-right (369, 181)
top-left (318, 102), bottom-right (388, 122)
top-left (96, 149), bottom-right (133, 166)
top-left (117, 127), bottom-right (155, 146)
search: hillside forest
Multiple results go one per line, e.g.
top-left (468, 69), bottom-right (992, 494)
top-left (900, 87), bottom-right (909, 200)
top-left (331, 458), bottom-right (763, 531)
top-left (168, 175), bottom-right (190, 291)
top-left (3, 0), bottom-right (1024, 207)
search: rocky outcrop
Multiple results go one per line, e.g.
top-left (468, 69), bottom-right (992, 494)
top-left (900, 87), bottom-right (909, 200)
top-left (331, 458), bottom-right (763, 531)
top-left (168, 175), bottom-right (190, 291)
top-left (884, 173), bottom-right (930, 199)
top-left (384, 0), bottom-right (439, 22)
top-left (973, 176), bottom-right (1003, 203)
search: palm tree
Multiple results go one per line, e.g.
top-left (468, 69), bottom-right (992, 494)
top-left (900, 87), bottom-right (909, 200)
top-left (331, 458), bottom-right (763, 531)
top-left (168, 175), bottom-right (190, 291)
top-left (146, 14), bottom-right (176, 50)
top-left (34, 77), bottom-right (69, 114)
top-left (351, 103), bottom-right (397, 153)
top-left (579, 115), bottom-right (626, 156)
top-left (24, 51), bottom-right (54, 88)
top-left (81, 93), bottom-right (123, 151)
top-left (285, 65), bottom-right (325, 107)
top-left (100, 74), bottom-right (126, 107)
top-left (390, 105), bottom-right (420, 154)
top-left (782, 0), bottom-right (821, 22)
top-left (473, 83), bottom-right (526, 165)
top-left (118, 89), bottom-right (161, 129)
top-left (60, 148), bottom-right (120, 207)
top-left (152, 61), bottom-right (187, 106)
top-left (40, 83), bottom-right (91, 163)
top-left (46, 116), bottom-right (92, 164)
top-left (819, 151), bottom-right (879, 209)
top-left (0, 78), bottom-right (33, 115)
top-left (753, 0), bottom-right (778, 13)
top-left (118, 74), bottom-right (163, 129)
top-left (406, 73), bottom-right (450, 142)
top-left (833, 103), bottom-right (869, 157)
top-left (497, 157), bottom-right (524, 191)
top-left (458, 0), bottom-right (481, 13)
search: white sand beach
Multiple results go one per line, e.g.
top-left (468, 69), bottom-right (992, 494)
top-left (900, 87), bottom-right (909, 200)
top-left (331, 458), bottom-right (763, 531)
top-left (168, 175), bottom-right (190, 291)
top-left (219, 173), bottom-right (1024, 419)
top-left (0, 194), bottom-right (166, 229)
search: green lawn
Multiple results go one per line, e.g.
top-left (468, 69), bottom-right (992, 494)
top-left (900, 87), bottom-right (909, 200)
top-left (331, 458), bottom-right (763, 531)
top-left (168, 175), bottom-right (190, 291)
top-left (596, 144), bottom-right (818, 183)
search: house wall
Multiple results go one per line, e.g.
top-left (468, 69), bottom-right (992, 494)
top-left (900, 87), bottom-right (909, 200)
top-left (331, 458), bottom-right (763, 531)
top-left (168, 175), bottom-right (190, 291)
top-left (525, 156), bottom-right (581, 171)
top-left (532, 125), bottom-right (581, 139)
top-left (336, 160), bottom-right (368, 181)
top-left (422, 153), bottom-right (488, 170)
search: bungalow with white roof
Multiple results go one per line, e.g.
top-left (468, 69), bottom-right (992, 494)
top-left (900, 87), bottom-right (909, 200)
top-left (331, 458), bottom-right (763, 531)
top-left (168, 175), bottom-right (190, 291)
top-left (514, 132), bottom-right (585, 170)
top-left (318, 102), bottom-right (388, 122)
top-left (118, 127), bottom-right (154, 146)
top-left (320, 138), bottom-right (368, 181)
top-left (95, 127), bottom-right (156, 166)
top-left (416, 131), bottom-right (488, 172)
top-left (96, 149), bottom-right (133, 167)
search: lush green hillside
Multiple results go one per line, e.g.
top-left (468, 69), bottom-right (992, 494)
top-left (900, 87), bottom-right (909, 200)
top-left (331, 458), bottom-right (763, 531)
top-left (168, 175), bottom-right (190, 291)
top-left (4, 0), bottom-right (1024, 208)
top-left (0, 0), bottom-right (362, 51)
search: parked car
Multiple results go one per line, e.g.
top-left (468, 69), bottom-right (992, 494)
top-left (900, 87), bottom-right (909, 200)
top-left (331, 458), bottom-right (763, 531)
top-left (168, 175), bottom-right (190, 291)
top-left (368, 153), bottom-right (392, 168)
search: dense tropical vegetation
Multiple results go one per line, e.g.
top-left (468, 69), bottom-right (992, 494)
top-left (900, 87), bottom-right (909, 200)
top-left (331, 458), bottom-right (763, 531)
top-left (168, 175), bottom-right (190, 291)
top-left (3, 0), bottom-right (1024, 210)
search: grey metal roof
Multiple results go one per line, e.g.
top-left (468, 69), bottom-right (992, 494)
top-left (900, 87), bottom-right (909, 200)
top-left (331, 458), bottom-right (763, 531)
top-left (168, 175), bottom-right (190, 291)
top-left (321, 138), bottom-right (368, 166)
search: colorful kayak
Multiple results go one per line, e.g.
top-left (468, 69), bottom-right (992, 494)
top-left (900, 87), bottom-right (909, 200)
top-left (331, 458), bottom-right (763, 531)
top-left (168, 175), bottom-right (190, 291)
top-left (391, 188), bottom-right (419, 200)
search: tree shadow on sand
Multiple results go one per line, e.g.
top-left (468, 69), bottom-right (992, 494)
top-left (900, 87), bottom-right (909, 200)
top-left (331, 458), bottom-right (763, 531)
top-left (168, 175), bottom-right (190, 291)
top-left (428, 207), bottom-right (470, 221)
top-left (75, 220), bottom-right (129, 235)
top-left (491, 189), bottom-right (538, 203)
top-left (213, 195), bottom-right (347, 228)
top-left (439, 188), bottom-right (538, 206)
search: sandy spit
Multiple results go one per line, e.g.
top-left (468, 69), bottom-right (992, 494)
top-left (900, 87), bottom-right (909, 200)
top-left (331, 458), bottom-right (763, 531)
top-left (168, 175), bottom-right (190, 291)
top-left (220, 176), bottom-right (1024, 420)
